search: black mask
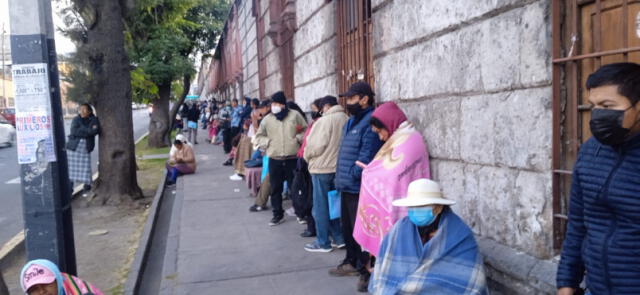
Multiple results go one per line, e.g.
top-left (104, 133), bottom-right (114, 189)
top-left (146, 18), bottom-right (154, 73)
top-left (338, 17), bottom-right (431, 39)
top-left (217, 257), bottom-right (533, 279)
top-left (589, 108), bottom-right (635, 146)
top-left (311, 111), bottom-right (321, 120)
top-left (346, 103), bottom-right (362, 116)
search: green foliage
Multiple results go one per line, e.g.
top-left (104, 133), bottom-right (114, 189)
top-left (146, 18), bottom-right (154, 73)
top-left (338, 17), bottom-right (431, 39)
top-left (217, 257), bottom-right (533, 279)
top-left (131, 67), bottom-right (159, 103)
top-left (128, 0), bottom-right (230, 98)
top-left (59, 51), bottom-right (93, 104)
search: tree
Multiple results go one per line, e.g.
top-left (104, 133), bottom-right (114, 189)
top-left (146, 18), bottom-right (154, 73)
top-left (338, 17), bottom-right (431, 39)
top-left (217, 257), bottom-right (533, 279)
top-left (58, 0), bottom-right (143, 204)
top-left (128, 0), bottom-right (229, 147)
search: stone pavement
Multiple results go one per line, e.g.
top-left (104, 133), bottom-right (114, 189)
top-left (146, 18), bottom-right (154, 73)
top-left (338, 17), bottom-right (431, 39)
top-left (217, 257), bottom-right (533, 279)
top-left (160, 140), bottom-right (359, 294)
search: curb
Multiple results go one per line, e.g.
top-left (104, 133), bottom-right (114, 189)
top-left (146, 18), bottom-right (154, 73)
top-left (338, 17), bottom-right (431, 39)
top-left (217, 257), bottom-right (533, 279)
top-left (158, 177), bottom-right (184, 295)
top-left (123, 169), bottom-right (168, 295)
top-left (0, 131), bottom-right (150, 274)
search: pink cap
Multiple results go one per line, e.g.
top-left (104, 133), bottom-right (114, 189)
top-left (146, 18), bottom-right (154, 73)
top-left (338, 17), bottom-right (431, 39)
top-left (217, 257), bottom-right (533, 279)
top-left (22, 264), bottom-right (56, 291)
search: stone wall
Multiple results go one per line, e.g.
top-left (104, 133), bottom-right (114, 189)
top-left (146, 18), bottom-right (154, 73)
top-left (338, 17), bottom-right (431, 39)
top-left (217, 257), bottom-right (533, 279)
top-left (237, 0), bottom-right (259, 98)
top-left (293, 0), bottom-right (338, 111)
top-left (372, 0), bottom-right (553, 259)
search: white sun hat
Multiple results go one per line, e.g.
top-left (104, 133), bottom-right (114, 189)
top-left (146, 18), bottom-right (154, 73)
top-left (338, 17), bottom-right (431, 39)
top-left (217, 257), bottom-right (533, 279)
top-left (392, 179), bottom-right (456, 207)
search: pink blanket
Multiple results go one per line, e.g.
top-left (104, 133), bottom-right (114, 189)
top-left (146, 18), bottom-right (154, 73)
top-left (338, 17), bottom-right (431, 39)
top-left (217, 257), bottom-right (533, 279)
top-left (354, 122), bottom-right (431, 256)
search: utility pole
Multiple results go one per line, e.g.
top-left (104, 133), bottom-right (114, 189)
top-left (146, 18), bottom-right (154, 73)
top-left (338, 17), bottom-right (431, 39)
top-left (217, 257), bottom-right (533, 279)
top-left (8, 0), bottom-right (76, 274)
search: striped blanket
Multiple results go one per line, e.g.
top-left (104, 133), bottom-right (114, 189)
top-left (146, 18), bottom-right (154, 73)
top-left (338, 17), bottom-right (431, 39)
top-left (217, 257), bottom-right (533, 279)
top-left (369, 208), bottom-right (488, 295)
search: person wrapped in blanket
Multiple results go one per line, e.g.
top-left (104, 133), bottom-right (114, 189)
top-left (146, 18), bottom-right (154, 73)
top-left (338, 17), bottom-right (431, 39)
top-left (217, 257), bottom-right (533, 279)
top-left (20, 259), bottom-right (103, 295)
top-left (369, 179), bottom-right (488, 295)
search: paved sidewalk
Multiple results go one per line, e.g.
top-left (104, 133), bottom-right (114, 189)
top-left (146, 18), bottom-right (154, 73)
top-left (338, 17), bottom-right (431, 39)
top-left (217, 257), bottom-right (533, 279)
top-left (160, 140), bottom-right (359, 294)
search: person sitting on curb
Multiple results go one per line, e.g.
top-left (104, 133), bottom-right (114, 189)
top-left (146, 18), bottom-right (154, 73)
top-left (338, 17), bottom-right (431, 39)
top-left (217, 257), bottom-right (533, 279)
top-left (369, 179), bottom-right (488, 295)
top-left (20, 259), bottom-right (104, 295)
top-left (166, 139), bottom-right (197, 185)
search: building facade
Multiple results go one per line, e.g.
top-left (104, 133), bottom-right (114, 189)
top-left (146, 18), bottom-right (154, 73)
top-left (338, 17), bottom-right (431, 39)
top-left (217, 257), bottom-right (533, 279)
top-left (196, 0), bottom-right (640, 293)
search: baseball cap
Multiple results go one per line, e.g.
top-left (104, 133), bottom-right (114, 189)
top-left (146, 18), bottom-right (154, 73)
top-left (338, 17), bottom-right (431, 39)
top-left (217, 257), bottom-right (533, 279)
top-left (339, 81), bottom-right (375, 98)
top-left (22, 263), bottom-right (56, 292)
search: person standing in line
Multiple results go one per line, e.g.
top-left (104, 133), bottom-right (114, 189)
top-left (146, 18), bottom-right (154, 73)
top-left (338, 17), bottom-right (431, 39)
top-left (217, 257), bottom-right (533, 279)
top-left (303, 96), bottom-right (349, 252)
top-left (556, 63), bottom-right (640, 295)
top-left (253, 91), bottom-right (307, 226)
top-left (227, 98), bottom-right (244, 146)
top-left (186, 101), bottom-right (201, 144)
top-left (66, 103), bottom-right (100, 197)
top-left (330, 81), bottom-right (383, 293)
top-left (354, 101), bottom-right (431, 258)
top-left (249, 100), bottom-right (273, 212)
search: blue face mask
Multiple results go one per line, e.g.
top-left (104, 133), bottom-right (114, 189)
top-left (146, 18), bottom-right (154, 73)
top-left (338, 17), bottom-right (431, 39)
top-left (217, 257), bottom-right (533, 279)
top-left (408, 207), bottom-right (436, 227)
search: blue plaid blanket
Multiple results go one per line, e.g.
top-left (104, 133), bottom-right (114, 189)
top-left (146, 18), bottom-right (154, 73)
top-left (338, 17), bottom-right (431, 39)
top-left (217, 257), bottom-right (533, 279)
top-left (370, 208), bottom-right (488, 295)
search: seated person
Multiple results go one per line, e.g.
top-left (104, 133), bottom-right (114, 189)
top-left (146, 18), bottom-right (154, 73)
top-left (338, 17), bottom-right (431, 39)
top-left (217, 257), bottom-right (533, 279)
top-left (20, 259), bottom-right (103, 295)
top-left (369, 179), bottom-right (488, 295)
top-left (166, 139), bottom-right (197, 184)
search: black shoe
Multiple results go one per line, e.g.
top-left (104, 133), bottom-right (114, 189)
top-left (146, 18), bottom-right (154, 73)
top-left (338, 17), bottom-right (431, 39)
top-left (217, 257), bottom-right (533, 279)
top-left (269, 216), bottom-right (285, 226)
top-left (249, 204), bottom-right (268, 212)
top-left (357, 273), bottom-right (371, 293)
top-left (300, 230), bottom-right (316, 238)
top-left (223, 159), bottom-right (233, 166)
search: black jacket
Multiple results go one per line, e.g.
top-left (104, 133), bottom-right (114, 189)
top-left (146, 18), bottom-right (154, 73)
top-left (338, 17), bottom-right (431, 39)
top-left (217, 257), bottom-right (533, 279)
top-left (67, 115), bottom-right (100, 153)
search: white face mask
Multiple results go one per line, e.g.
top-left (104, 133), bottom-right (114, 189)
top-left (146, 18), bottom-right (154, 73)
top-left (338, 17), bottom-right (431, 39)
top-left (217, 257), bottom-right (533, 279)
top-left (271, 105), bottom-right (282, 114)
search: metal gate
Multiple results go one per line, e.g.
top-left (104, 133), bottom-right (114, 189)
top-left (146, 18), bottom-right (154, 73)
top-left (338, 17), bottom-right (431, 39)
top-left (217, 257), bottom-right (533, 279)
top-left (336, 0), bottom-right (374, 93)
top-left (552, 0), bottom-right (640, 250)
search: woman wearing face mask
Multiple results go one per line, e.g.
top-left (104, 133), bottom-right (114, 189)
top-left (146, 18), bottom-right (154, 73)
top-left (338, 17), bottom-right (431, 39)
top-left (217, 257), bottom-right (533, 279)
top-left (369, 179), bottom-right (487, 295)
top-left (20, 259), bottom-right (103, 295)
top-left (353, 102), bottom-right (431, 259)
top-left (556, 63), bottom-right (640, 295)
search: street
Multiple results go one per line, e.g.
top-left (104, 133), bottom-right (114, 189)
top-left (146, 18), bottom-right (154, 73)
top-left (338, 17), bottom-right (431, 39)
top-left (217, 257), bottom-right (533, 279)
top-left (0, 109), bottom-right (150, 247)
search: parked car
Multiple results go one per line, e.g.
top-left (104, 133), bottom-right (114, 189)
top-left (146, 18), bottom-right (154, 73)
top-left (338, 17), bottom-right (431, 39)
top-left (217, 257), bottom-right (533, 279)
top-left (0, 108), bottom-right (16, 126)
top-left (0, 116), bottom-right (16, 147)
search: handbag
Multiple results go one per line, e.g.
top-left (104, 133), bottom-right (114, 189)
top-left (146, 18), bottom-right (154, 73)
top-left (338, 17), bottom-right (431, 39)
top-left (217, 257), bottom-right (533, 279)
top-left (328, 190), bottom-right (341, 220)
top-left (187, 121), bottom-right (198, 129)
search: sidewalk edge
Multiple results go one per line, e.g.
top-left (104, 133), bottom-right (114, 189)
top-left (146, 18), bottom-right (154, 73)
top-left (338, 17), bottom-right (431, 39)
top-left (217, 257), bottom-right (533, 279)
top-left (123, 169), bottom-right (168, 295)
top-left (158, 177), bottom-right (184, 295)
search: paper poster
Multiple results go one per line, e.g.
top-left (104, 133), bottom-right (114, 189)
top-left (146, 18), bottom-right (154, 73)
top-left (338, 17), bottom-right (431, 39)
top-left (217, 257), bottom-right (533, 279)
top-left (11, 63), bottom-right (57, 164)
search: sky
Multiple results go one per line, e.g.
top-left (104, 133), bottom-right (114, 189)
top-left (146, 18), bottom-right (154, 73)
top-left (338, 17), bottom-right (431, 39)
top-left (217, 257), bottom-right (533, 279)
top-left (1, 0), bottom-right (77, 56)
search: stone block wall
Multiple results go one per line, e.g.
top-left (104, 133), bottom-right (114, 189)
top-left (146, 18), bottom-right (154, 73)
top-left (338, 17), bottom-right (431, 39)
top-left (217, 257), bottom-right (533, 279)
top-left (293, 0), bottom-right (338, 110)
top-left (372, 0), bottom-right (554, 260)
top-left (238, 0), bottom-right (259, 98)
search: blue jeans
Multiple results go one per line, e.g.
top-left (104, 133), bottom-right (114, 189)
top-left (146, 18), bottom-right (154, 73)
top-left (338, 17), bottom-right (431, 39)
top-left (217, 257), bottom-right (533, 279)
top-left (312, 173), bottom-right (344, 248)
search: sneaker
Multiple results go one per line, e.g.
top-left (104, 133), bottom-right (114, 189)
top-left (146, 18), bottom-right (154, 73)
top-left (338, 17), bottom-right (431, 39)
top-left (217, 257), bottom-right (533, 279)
top-left (297, 217), bottom-right (307, 225)
top-left (300, 230), bottom-right (316, 238)
top-left (357, 273), bottom-right (371, 293)
top-left (222, 159), bottom-right (233, 166)
top-left (268, 216), bottom-right (285, 226)
top-left (249, 205), bottom-right (267, 212)
top-left (328, 263), bottom-right (359, 277)
top-left (331, 242), bottom-right (346, 249)
top-left (304, 242), bottom-right (333, 253)
top-left (229, 174), bottom-right (243, 181)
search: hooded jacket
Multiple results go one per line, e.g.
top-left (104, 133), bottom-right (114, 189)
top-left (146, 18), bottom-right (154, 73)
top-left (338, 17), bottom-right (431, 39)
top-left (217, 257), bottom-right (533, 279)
top-left (556, 134), bottom-right (640, 294)
top-left (304, 105), bottom-right (349, 174)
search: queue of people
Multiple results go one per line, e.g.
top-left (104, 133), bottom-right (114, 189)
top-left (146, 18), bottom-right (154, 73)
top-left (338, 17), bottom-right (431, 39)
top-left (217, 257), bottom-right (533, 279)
top-left (42, 63), bottom-right (640, 294)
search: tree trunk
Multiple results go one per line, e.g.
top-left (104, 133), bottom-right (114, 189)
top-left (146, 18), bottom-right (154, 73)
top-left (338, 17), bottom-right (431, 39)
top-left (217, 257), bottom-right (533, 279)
top-left (148, 82), bottom-right (171, 147)
top-left (0, 272), bottom-right (8, 295)
top-left (84, 0), bottom-right (143, 204)
top-left (168, 74), bottom-right (192, 133)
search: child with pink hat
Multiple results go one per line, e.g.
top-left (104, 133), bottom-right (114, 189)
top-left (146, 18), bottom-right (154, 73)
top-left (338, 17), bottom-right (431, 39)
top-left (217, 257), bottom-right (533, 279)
top-left (20, 259), bottom-right (103, 295)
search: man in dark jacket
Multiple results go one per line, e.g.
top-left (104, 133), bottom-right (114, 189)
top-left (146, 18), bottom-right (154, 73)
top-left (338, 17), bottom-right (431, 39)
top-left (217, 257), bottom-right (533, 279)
top-left (330, 81), bottom-right (383, 293)
top-left (557, 63), bottom-right (640, 295)
top-left (186, 102), bottom-right (200, 144)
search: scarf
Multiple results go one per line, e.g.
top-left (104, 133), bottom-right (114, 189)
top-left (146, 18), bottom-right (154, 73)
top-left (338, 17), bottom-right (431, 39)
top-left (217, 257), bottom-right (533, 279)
top-left (274, 106), bottom-right (289, 121)
top-left (372, 102), bottom-right (407, 135)
top-left (369, 209), bottom-right (488, 295)
top-left (354, 121), bottom-right (431, 256)
top-left (20, 259), bottom-right (104, 295)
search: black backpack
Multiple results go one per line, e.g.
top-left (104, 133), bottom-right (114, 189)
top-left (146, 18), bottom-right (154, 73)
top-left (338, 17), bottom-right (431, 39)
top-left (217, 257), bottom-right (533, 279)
top-left (290, 158), bottom-right (313, 218)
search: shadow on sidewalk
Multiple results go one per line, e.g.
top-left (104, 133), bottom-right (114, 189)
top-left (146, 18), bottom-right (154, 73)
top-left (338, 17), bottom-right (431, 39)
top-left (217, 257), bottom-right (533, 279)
top-left (157, 139), bottom-right (360, 295)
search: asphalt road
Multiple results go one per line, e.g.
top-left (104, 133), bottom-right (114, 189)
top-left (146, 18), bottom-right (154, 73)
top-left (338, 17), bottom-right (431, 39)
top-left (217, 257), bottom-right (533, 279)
top-left (0, 109), bottom-right (150, 247)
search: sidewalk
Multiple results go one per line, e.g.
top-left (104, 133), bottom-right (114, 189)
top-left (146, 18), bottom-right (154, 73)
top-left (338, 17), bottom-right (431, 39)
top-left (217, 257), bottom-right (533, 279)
top-left (160, 139), bottom-right (358, 294)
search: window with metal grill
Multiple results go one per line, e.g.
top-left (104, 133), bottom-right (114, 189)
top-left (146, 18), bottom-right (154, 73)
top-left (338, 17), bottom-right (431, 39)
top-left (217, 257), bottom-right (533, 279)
top-left (336, 0), bottom-right (374, 94)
